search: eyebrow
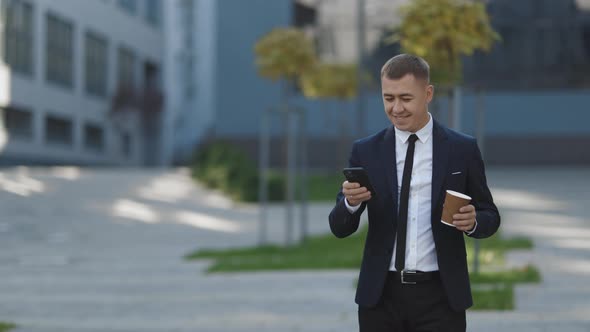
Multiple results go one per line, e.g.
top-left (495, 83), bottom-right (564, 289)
top-left (383, 93), bottom-right (414, 98)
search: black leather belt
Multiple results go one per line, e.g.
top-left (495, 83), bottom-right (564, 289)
top-left (389, 270), bottom-right (440, 284)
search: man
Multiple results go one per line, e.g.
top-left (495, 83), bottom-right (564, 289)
top-left (329, 54), bottom-right (500, 331)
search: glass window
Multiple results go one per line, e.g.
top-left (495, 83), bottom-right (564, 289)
top-left (85, 31), bottom-right (109, 97)
top-left (145, 0), bottom-right (161, 27)
top-left (84, 123), bottom-right (104, 152)
top-left (45, 114), bottom-right (73, 146)
top-left (117, 46), bottom-right (136, 89)
top-left (118, 0), bottom-right (137, 15)
top-left (46, 13), bottom-right (74, 88)
top-left (1, 0), bottom-right (34, 75)
top-left (178, 0), bottom-right (195, 100)
top-left (1, 106), bottom-right (33, 140)
top-left (183, 54), bottom-right (194, 99)
top-left (121, 132), bottom-right (132, 157)
top-left (179, 0), bottom-right (194, 48)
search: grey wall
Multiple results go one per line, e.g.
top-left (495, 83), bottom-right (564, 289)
top-left (222, 88), bottom-right (590, 167)
top-left (206, 0), bottom-right (590, 166)
top-left (291, 89), bottom-right (590, 137)
top-left (213, 0), bottom-right (291, 137)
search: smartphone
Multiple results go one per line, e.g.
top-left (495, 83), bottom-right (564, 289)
top-left (342, 167), bottom-right (376, 197)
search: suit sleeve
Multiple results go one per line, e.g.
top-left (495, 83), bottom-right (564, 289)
top-left (328, 142), bottom-right (367, 238)
top-left (465, 140), bottom-right (500, 239)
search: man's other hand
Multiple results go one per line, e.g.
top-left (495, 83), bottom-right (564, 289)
top-left (453, 205), bottom-right (477, 232)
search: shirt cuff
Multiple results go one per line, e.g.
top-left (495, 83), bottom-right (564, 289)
top-left (465, 219), bottom-right (478, 235)
top-left (344, 197), bottom-right (361, 214)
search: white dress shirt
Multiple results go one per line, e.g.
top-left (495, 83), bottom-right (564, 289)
top-left (346, 114), bottom-right (439, 271)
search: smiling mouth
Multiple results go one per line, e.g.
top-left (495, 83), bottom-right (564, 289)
top-left (392, 114), bottom-right (411, 119)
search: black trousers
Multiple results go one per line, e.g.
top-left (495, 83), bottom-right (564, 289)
top-left (358, 272), bottom-right (466, 332)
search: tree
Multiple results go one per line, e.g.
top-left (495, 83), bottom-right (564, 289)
top-left (390, 0), bottom-right (500, 88)
top-left (300, 63), bottom-right (358, 100)
top-left (300, 63), bottom-right (359, 167)
top-left (254, 27), bottom-right (316, 84)
top-left (254, 27), bottom-right (316, 245)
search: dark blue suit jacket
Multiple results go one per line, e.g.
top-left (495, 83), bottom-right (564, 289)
top-left (329, 120), bottom-right (500, 311)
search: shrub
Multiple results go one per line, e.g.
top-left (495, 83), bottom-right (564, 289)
top-left (191, 142), bottom-right (285, 202)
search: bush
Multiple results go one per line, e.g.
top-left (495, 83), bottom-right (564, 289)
top-left (191, 142), bottom-right (285, 202)
top-left (0, 322), bottom-right (16, 332)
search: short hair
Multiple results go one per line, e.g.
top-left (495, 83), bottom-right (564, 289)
top-left (381, 54), bottom-right (430, 83)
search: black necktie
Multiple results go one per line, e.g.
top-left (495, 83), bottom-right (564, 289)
top-left (395, 134), bottom-right (419, 271)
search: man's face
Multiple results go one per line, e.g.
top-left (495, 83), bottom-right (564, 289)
top-left (381, 74), bottom-right (433, 133)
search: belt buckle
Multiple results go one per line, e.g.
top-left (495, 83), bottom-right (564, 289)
top-left (401, 270), bottom-right (417, 284)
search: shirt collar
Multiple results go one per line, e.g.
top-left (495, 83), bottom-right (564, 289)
top-left (394, 113), bottom-right (433, 144)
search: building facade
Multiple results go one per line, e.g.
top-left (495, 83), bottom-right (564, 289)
top-left (161, 0), bottom-right (216, 164)
top-left (161, 0), bottom-right (291, 164)
top-left (2, 0), bottom-right (589, 167)
top-left (235, 0), bottom-right (590, 167)
top-left (0, 0), bottom-right (164, 165)
top-left (463, 0), bottom-right (590, 90)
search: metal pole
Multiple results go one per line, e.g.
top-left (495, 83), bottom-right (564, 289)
top-left (258, 108), bottom-right (270, 246)
top-left (282, 80), bottom-right (296, 246)
top-left (298, 107), bottom-right (308, 243)
top-left (285, 107), bottom-right (296, 246)
top-left (447, 89), bottom-right (453, 128)
top-left (356, 0), bottom-right (367, 138)
top-left (452, 85), bottom-right (462, 131)
top-left (473, 87), bottom-right (486, 274)
top-left (476, 87), bottom-right (486, 157)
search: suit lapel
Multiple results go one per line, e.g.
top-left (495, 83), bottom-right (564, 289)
top-left (382, 125), bottom-right (398, 214)
top-left (431, 120), bottom-right (450, 223)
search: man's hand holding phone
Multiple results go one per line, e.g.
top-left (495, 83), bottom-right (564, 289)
top-left (342, 167), bottom-right (375, 206)
top-left (342, 181), bottom-right (372, 206)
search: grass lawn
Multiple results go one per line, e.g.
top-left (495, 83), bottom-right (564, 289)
top-left (187, 227), bottom-right (533, 275)
top-left (186, 226), bottom-right (539, 310)
top-left (186, 230), bottom-right (364, 272)
top-left (471, 284), bottom-right (514, 310)
top-left (0, 322), bottom-right (16, 332)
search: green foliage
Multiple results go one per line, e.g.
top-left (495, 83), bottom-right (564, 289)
top-left (254, 27), bottom-right (317, 82)
top-left (465, 233), bottom-right (533, 269)
top-left (191, 144), bottom-right (348, 203)
top-left (186, 227), bottom-right (366, 271)
top-left (390, 0), bottom-right (500, 86)
top-left (187, 226), bottom-right (536, 277)
top-left (300, 63), bottom-right (359, 100)
top-left (306, 173), bottom-right (344, 202)
top-left (471, 284), bottom-right (513, 310)
top-left (191, 142), bottom-right (285, 202)
top-left (470, 265), bottom-right (541, 284)
top-left (0, 322), bottom-right (16, 332)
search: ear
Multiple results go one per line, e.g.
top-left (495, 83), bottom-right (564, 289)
top-left (425, 85), bottom-right (434, 104)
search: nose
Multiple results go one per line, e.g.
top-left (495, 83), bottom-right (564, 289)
top-left (392, 100), bottom-right (403, 113)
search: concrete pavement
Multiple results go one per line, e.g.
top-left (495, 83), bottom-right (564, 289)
top-left (0, 166), bottom-right (588, 331)
top-left (468, 167), bottom-right (590, 331)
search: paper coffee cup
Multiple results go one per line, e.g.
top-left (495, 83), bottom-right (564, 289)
top-left (441, 190), bottom-right (472, 227)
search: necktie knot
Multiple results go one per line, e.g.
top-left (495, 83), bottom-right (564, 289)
top-left (408, 134), bottom-right (419, 144)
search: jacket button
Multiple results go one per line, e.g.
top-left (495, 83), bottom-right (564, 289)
top-left (386, 249), bottom-right (392, 255)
